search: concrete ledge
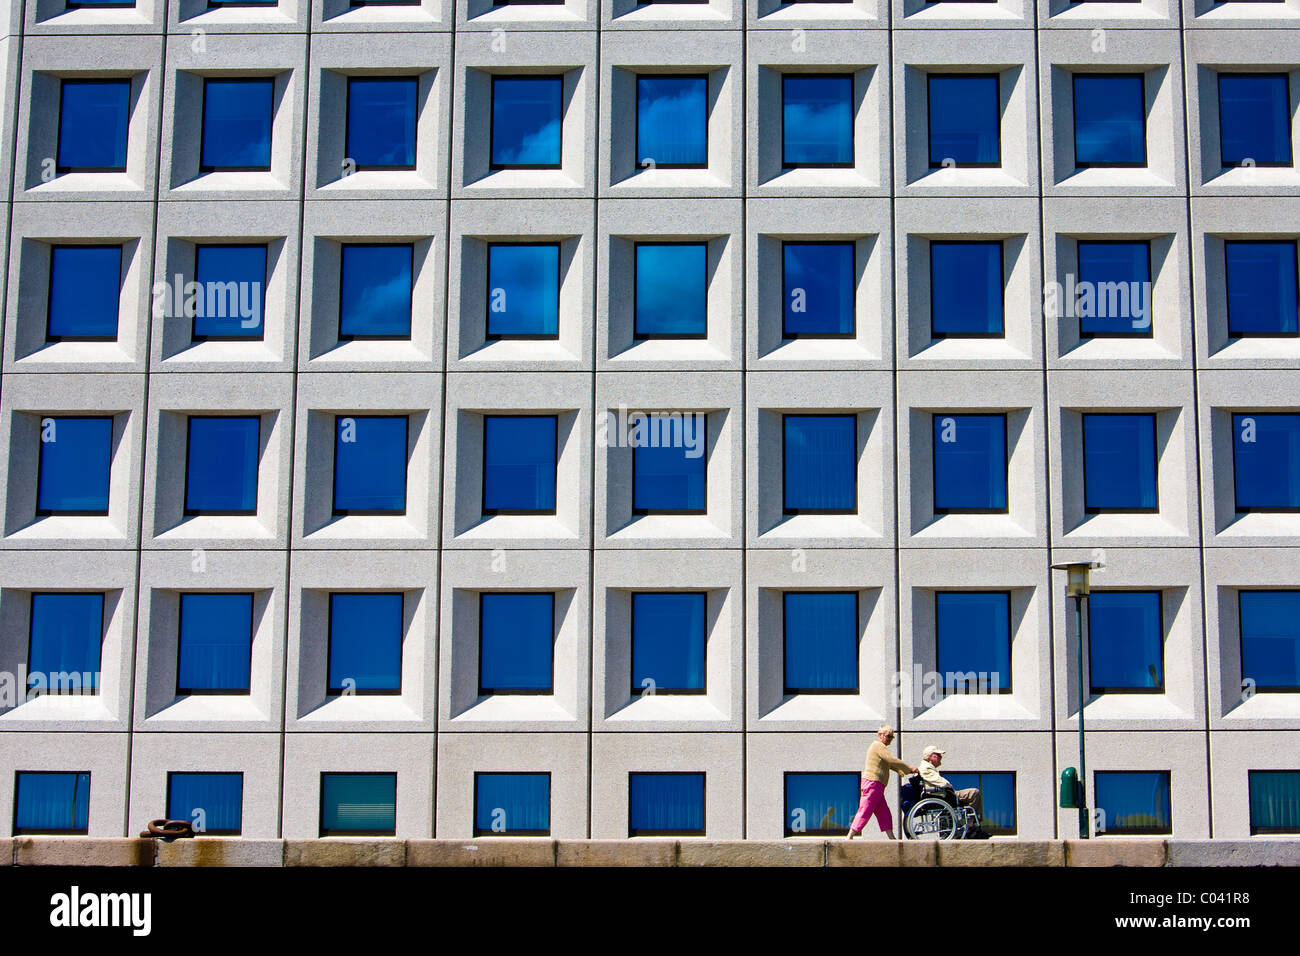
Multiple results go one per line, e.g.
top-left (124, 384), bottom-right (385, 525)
top-left (827, 839), bottom-right (902, 867)
top-left (157, 839), bottom-right (285, 867)
top-left (284, 839), bottom-right (407, 867)
top-left (899, 840), bottom-right (938, 867)
top-left (406, 839), bottom-right (556, 867)
top-left (937, 840), bottom-right (1065, 867)
top-left (1166, 840), bottom-right (1300, 867)
top-left (1065, 840), bottom-right (1167, 867)
top-left (678, 840), bottom-right (824, 867)
top-left (3, 839), bottom-right (12, 866)
top-left (15, 838), bottom-right (155, 867)
top-left (556, 839), bottom-right (677, 867)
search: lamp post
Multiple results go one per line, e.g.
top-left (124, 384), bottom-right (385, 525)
top-left (1052, 560), bottom-right (1096, 839)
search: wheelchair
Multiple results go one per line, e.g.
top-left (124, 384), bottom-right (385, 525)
top-left (899, 774), bottom-right (980, 840)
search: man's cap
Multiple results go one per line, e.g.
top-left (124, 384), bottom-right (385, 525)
top-left (921, 745), bottom-right (946, 759)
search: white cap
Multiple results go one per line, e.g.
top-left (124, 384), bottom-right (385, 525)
top-left (921, 745), bottom-right (946, 759)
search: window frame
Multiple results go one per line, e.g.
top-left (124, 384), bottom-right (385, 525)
top-left (1071, 72), bottom-right (1149, 170)
top-left (627, 771), bottom-right (706, 837)
top-left (189, 243), bottom-right (269, 344)
top-left (34, 415), bottom-right (114, 518)
top-left (477, 591), bottom-right (556, 697)
top-left (344, 76), bottom-right (419, 173)
top-left (175, 591), bottom-right (256, 696)
top-left (480, 414), bottom-right (559, 517)
top-left (12, 771), bottom-right (91, 836)
top-left (483, 242), bottom-right (562, 342)
top-left (781, 241), bottom-right (857, 340)
top-left (182, 415), bottom-right (261, 518)
top-left (781, 413), bottom-right (858, 516)
top-left (632, 241), bottom-right (709, 341)
top-left (1224, 239), bottom-right (1300, 339)
top-left (1217, 72), bottom-right (1294, 169)
top-left (325, 591), bottom-right (405, 697)
top-left (930, 412), bottom-right (1009, 515)
top-left (928, 240), bottom-right (1005, 340)
top-left (198, 76), bottom-right (275, 174)
top-left (26, 591), bottom-right (105, 697)
top-left (630, 416), bottom-right (708, 516)
top-left (1086, 590), bottom-right (1165, 695)
top-left (337, 242), bottom-right (416, 342)
top-left (318, 771), bottom-right (397, 837)
top-left (781, 771), bottom-right (859, 837)
top-left (472, 771), bottom-right (552, 837)
top-left (331, 413), bottom-right (409, 517)
top-left (934, 590), bottom-right (1013, 695)
top-left (635, 73), bottom-right (710, 172)
top-left (780, 72), bottom-right (856, 171)
top-left (1237, 589), bottom-right (1300, 693)
top-left (1231, 412), bottom-right (1300, 514)
top-left (489, 74), bottom-right (565, 172)
top-left (782, 590), bottom-right (859, 696)
top-left (1075, 239), bottom-right (1154, 340)
top-left (45, 245), bottom-right (122, 344)
top-left (1248, 770), bottom-right (1300, 836)
top-left (55, 78), bottom-right (130, 175)
top-left (165, 771), bottom-right (245, 836)
top-left (1080, 412), bottom-right (1160, 515)
top-left (926, 72), bottom-right (1002, 170)
top-left (629, 590), bottom-right (708, 696)
top-left (1094, 770), bottom-right (1172, 836)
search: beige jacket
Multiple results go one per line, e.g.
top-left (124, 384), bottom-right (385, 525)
top-left (862, 740), bottom-right (912, 783)
top-left (919, 761), bottom-right (953, 791)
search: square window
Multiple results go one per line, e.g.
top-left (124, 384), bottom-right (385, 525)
top-left (490, 76), bottom-right (563, 170)
top-left (339, 244), bottom-right (414, 340)
top-left (12, 772), bottom-right (90, 835)
top-left (1072, 74), bottom-right (1147, 168)
top-left (783, 414), bottom-right (856, 514)
top-left (634, 243), bottom-right (707, 339)
top-left (932, 413), bottom-right (1007, 513)
top-left (36, 416), bottom-right (113, 516)
top-left (1248, 770), bottom-right (1300, 835)
top-left (782, 74), bottom-right (853, 169)
top-left (184, 417), bottom-right (260, 516)
top-left (177, 593), bottom-right (254, 695)
top-left (935, 591), bottom-right (1010, 693)
top-left (928, 74), bottom-right (1000, 168)
top-left (328, 593), bottom-right (403, 695)
top-left (28, 593), bottom-right (103, 695)
top-left (166, 773), bottom-right (243, 836)
top-left (1238, 591), bottom-right (1300, 692)
top-left (319, 772), bottom-right (396, 836)
top-left (200, 78), bottom-right (274, 172)
top-left (192, 245), bottom-right (267, 341)
top-left (945, 772), bottom-right (1016, 836)
top-left (783, 772), bottom-right (857, 836)
top-left (783, 591), bottom-right (857, 694)
top-left (782, 243), bottom-right (854, 338)
top-left (47, 246), bottom-right (121, 342)
top-left (930, 242), bottom-right (1003, 337)
top-left (1225, 241), bottom-right (1299, 337)
top-left (1218, 74), bottom-right (1292, 168)
top-left (57, 79), bottom-right (129, 173)
top-left (346, 77), bottom-right (417, 171)
top-left (482, 415), bottom-right (557, 514)
top-left (479, 592), bottom-right (554, 694)
top-left (1088, 591), bottom-right (1163, 693)
top-left (333, 415), bottom-right (408, 515)
top-left (1082, 414), bottom-right (1158, 513)
top-left (631, 592), bottom-right (706, 694)
top-left (1232, 413), bottom-right (1300, 511)
top-left (1076, 241), bottom-right (1151, 337)
top-left (628, 772), bottom-right (704, 836)
top-left (486, 244), bottom-right (560, 339)
top-left (632, 418), bottom-right (707, 514)
top-left (1094, 771), bottom-right (1171, 835)
top-left (474, 772), bottom-right (551, 836)
top-left (636, 75), bottom-right (708, 170)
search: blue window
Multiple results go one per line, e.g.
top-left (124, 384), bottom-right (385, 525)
top-left (474, 773), bottom-right (550, 836)
top-left (333, 415), bottom-right (407, 514)
top-left (47, 246), bottom-right (121, 341)
top-left (1095, 771), bottom-right (1171, 835)
top-left (28, 593), bottom-right (103, 695)
top-left (193, 244), bottom-right (267, 340)
top-left (1082, 414), bottom-right (1158, 512)
top-left (320, 773), bottom-right (396, 836)
top-left (632, 417), bottom-right (707, 514)
top-left (346, 77), bottom-right (417, 170)
top-left (783, 414), bottom-right (856, 514)
top-left (628, 773), bottom-right (705, 836)
top-left (185, 417), bottom-right (260, 515)
top-left (782, 74), bottom-right (853, 168)
top-left (1225, 241), bottom-right (1299, 336)
top-left (37, 416), bottom-right (113, 515)
top-left (491, 76), bottom-right (562, 169)
top-left (482, 415), bottom-right (557, 514)
top-left (783, 772), bottom-right (857, 836)
top-left (340, 244), bottom-right (413, 339)
top-left (930, 242), bottom-right (1003, 337)
top-left (935, 591), bottom-right (1011, 694)
top-left (1088, 591), bottom-right (1163, 693)
top-left (932, 413), bottom-right (1007, 512)
top-left (167, 773), bottom-right (243, 835)
top-left (635, 243), bottom-right (707, 338)
top-left (328, 593), bottom-right (403, 695)
top-left (631, 592), bottom-right (706, 694)
top-left (1072, 73), bottom-right (1146, 167)
top-left (13, 772), bottom-right (90, 835)
top-left (486, 244), bottom-right (560, 338)
top-left (1248, 771), bottom-right (1300, 835)
top-left (1239, 591), bottom-right (1300, 692)
top-left (1233, 413), bottom-right (1300, 511)
top-left (1218, 74), bottom-right (1292, 167)
top-left (783, 242), bottom-right (855, 337)
top-left (636, 75), bottom-right (708, 168)
top-left (57, 79), bottom-right (129, 173)
top-left (479, 592), bottom-right (553, 694)
top-left (1076, 241), bottom-right (1151, 336)
top-left (783, 592), bottom-right (857, 694)
top-left (67, 0), bottom-right (137, 6)
top-left (928, 74), bottom-right (1000, 167)
top-left (200, 78), bottom-right (274, 171)
top-left (177, 593), bottom-right (254, 694)
top-left (946, 772), bottom-right (1016, 835)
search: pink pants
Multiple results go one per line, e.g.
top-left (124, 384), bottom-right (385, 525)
top-left (849, 779), bottom-right (892, 835)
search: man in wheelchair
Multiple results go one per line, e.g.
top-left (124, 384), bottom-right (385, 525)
top-left (898, 745), bottom-right (992, 840)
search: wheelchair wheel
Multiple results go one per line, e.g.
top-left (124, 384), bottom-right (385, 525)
top-left (905, 798), bottom-right (960, 840)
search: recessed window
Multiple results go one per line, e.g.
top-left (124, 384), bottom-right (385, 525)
top-left (67, 0), bottom-right (137, 6)
top-left (783, 772), bottom-right (857, 836)
top-left (783, 591), bottom-right (857, 694)
top-left (28, 593), bottom-right (103, 695)
top-left (47, 246), bottom-right (121, 342)
top-left (928, 74), bottom-right (1000, 168)
top-left (1082, 413), bottom-right (1158, 513)
top-left (57, 79), bottom-right (129, 173)
top-left (474, 773), bottom-right (551, 837)
top-left (345, 77), bottom-right (417, 171)
top-left (339, 244), bottom-right (414, 340)
top-left (632, 416), bottom-right (706, 514)
top-left (177, 592), bottom-right (254, 695)
top-left (1076, 241), bottom-right (1151, 337)
top-left (1218, 74), bottom-right (1292, 168)
top-left (1225, 241), bottom-right (1299, 337)
top-left (782, 74), bottom-right (853, 169)
top-left (932, 413), bottom-right (1007, 513)
top-left (200, 78), bottom-right (274, 172)
top-left (636, 75), bottom-right (708, 169)
top-left (1248, 771), bottom-right (1300, 835)
top-left (945, 772), bottom-right (1016, 835)
top-left (490, 76), bottom-right (562, 170)
top-left (1232, 413), bottom-right (1300, 512)
top-left (166, 773), bottom-right (243, 836)
top-left (1072, 74), bottom-right (1146, 168)
top-left (486, 244), bottom-right (560, 339)
top-left (1094, 771), bottom-right (1171, 835)
top-left (36, 416), bottom-right (113, 516)
top-left (782, 242), bottom-right (854, 338)
top-left (479, 592), bottom-right (554, 694)
top-left (635, 243), bottom-right (707, 339)
top-left (1088, 591), bottom-right (1163, 693)
top-left (628, 772), bottom-right (705, 837)
top-left (12, 772), bottom-right (91, 836)
top-left (482, 415), bottom-right (557, 515)
top-left (319, 772), bottom-right (396, 837)
top-left (333, 415), bottom-right (408, 515)
top-left (184, 417), bottom-right (260, 516)
top-left (1238, 591), bottom-right (1300, 692)
top-left (192, 244), bottom-right (267, 341)
top-left (935, 591), bottom-right (1011, 694)
top-left (930, 241), bottom-right (1003, 337)
top-left (783, 414), bottom-right (856, 515)
top-left (631, 592), bottom-right (706, 695)
top-left (328, 593), bottom-right (403, 695)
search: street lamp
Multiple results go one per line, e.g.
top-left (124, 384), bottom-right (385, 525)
top-left (1051, 559), bottom-right (1101, 839)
